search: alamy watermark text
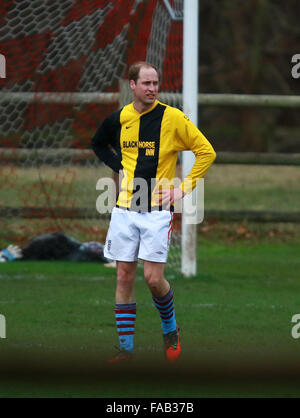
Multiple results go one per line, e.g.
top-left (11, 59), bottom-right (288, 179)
top-left (291, 314), bottom-right (300, 339)
top-left (96, 174), bottom-right (204, 224)
top-left (291, 54), bottom-right (300, 79)
top-left (0, 54), bottom-right (6, 78)
top-left (0, 314), bottom-right (6, 339)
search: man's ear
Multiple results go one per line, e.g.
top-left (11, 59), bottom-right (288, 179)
top-left (129, 79), bottom-right (135, 91)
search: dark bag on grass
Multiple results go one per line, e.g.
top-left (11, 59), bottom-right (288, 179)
top-left (21, 232), bottom-right (107, 262)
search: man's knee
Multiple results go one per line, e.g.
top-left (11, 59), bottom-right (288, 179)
top-left (117, 262), bottom-right (136, 286)
top-left (144, 269), bottom-right (164, 292)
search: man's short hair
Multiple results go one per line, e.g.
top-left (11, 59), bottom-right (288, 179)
top-left (128, 61), bottom-right (159, 83)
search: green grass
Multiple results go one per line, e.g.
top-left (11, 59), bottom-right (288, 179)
top-left (204, 164), bottom-right (300, 211)
top-left (1, 163), bottom-right (300, 250)
top-left (1, 240), bottom-right (300, 397)
top-left (1, 164), bottom-right (300, 211)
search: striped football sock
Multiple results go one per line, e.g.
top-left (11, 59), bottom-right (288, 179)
top-left (115, 302), bottom-right (136, 353)
top-left (152, 288), bottom-right (177, 335)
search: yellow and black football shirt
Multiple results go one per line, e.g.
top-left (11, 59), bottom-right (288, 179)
top-left (91, 100), bottom-right (216, 212)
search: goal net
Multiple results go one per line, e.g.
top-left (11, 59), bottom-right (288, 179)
top-left (0, 0), bottom-right (183, 271)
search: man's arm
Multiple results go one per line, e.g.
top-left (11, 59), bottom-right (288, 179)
top-left (175, 111), bottom-right (216, 195)
top-left (155, 110), bottom-right (216, 209)
top-left (91, 112), bottom-right (122, 173)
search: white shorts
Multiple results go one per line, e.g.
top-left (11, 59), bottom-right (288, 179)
top-left (104, 207), bottom-right (173, 263)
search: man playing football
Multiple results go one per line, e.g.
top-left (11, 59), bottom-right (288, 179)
top-left (91, 61), bottom-right (216, 363)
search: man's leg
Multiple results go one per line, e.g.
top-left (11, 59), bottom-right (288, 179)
top-left (143, 261), bottom-right (176, 333)
top-left (113, 261), bottom-right (137, 355)
top-left (116, 261), bottom-right (137, 303)
top-left (143, 261), bottom-right (181, 362)
top-left (143, 261), bottom-right (169, 297)
top-left (104, 208), bottom-right (140, 361)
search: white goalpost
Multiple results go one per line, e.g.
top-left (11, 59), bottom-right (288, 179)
top-left (181, 0), bottom-right (199, 277)
top-left (158, 0), bottom-right (199, 277)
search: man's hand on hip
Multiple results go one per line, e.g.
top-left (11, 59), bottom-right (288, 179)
top-left (155, 187), bottom-right (185, 209)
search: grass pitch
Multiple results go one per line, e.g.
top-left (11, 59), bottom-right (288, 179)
top-left (1, 163), bottom-right (300, 248)
top-left (0, 240), bottom-right (300, 397)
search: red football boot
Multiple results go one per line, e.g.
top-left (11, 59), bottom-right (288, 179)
top-left (107, 348), bottom-right (134, 364)
top-left (163, 327), bottom-right (181, 363)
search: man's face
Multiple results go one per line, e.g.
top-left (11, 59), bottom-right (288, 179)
top-left (130, 66), bottom-right (159, 108)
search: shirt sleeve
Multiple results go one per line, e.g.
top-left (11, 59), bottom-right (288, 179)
top-left (173, 109), bottom-right (216, 193)
top-left (91, 111), bottom-right (123, 173)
